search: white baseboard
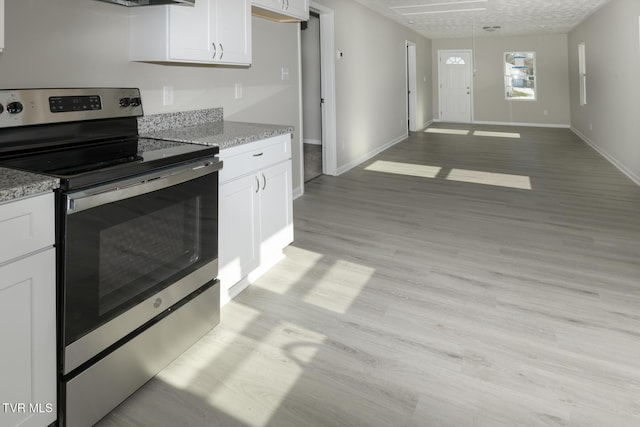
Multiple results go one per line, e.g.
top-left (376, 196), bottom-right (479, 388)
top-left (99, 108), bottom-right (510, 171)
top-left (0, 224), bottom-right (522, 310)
top-left (336, 133), bottom-right (408, 175)
top-left (293, 185), bottom-right (304, 200)
top-left (303, 139), bottom-right (322, 145)
top-left (571, 127), bottom-right (640, 187)
top-left (431, 119), bottom-right (570, 128)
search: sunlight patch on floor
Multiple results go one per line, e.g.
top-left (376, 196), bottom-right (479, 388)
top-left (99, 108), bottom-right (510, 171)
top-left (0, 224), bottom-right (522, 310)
top-left (303, 259), bottom-right (375, 314)
top-left (425, 128), bottom-right (470, 135)
top-left (253, 246), bottom-right (324, 295)
top-left (207, 323), bottom-right (326, 427)
top-left (156, 304), bottom-right (263, 389)
top-left (473, 130), bottom-right (521, 139)
top-left (365, 160), bottom-right (531, 190)
top-left (446, 168), bottom-right (532, 190)
top-left (365, 160), bottom-right (442, 178)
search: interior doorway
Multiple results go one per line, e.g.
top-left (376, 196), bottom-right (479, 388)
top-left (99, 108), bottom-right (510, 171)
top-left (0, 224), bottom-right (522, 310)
top-left (406, 41), bottom-right (418, 132)
top-left (301, 11), bottom-right (323, 182)
top-left (299, 2), bottom-right (337, 190)
top-left (437, 49), bottom-right (473, 123)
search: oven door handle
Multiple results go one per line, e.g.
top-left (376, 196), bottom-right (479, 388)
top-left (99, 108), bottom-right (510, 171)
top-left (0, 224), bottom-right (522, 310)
top-left (66, 158), bottom-right (222, 214)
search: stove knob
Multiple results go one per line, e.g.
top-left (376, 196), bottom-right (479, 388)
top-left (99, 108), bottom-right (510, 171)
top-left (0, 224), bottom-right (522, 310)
top-left (119, 97), bottom-right (131, 108)
top-left (0, 104), bottom-right (4, 114)
top-left (7, 102), bottom-right (23, 114)
top-left (130, 97), bottom-right (142, 107)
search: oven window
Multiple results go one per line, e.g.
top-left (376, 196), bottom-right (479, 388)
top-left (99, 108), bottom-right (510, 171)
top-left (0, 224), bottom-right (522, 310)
top-left (98, 200), bottom-right (200, 315)
top-left (63, 173), bottom-right (217, 346)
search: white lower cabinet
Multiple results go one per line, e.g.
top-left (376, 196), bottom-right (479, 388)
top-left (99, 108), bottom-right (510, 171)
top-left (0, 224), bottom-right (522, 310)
top-left (219, 134), bottom-right (293, 305)
top-left (219, 172), bottom-right (261, 290)
top-left (0, 193), bottom-right (56, 427)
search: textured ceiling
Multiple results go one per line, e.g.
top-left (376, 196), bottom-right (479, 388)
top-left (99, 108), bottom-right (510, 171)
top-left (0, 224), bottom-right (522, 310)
top-left (350, 0), bottom-right (611, 39)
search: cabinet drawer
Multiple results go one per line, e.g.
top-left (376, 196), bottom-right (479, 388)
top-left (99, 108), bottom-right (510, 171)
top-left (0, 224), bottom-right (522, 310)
top-left (219, 134), bottom-right (291, 183)
top-left (0, 192), bottom-right (55, 264)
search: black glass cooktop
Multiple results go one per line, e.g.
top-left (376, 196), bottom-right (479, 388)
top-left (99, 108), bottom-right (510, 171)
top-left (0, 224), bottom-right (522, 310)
top-left (0, 136), bottom-right (219, 191)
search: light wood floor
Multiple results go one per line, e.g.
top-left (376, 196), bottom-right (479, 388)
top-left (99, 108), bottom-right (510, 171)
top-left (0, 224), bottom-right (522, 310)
top-left (98, 125), bottom-right (640, 427)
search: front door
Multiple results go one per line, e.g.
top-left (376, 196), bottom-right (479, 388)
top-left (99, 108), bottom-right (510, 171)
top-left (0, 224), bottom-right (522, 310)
top-left (438, 50), bottom-right (473, 123)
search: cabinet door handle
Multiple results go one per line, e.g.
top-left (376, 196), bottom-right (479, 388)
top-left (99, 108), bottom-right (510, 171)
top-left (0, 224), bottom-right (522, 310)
top-left (262, 173), bottom-right (267, 190)
top-left (255, 176), bottom-right (260, 193)
top-left (253, 152), bottom-right (264, 157)
top-left (219, 43), bottom-right (224, 60)
top-left (211, 42), bottom-right (217, 60)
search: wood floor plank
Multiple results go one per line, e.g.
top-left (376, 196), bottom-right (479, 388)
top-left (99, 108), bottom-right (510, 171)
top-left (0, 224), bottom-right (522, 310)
top-left (97, 125), bottom-right (640, 427)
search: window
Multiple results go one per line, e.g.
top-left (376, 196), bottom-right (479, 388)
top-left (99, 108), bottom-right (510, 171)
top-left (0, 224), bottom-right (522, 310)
top-left (504, 52), bottom-right (536, 100)
top-left (578, 43), bottom-right (587, 106)
top-left (445, 56), bottom-right (466, 65)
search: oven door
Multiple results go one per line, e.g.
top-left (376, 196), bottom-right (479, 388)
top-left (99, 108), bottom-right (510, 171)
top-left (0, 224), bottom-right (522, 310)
top-left (60, 158), bottom-right (221, 375)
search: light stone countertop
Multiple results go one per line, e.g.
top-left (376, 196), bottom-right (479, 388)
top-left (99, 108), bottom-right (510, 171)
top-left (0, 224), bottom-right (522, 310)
top-left (141, 121), bottom-right (294, 149)
top-left (0, 168), bottom-right (58, 203)
top-left (1, 106), bottom-right (293, 203)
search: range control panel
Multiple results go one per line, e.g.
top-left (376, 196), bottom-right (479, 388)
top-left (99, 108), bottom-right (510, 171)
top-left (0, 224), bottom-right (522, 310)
top-left (0, 88), bottom-right (144, 128)
top-left (49, 95), bottom-right (103, 113)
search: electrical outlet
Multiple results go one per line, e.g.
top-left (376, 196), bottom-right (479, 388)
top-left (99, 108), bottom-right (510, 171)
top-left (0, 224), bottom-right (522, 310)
top-left (281, 67), bottom-right (290, 81)
top-left (235, 83), bottom-right (243, 99)
top-left (163, 86), bottom-right (174, 106)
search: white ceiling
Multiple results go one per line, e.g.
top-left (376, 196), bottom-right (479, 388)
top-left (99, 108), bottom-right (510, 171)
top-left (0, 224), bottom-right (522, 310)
top-left (349, 0), bottom-right (611, 39)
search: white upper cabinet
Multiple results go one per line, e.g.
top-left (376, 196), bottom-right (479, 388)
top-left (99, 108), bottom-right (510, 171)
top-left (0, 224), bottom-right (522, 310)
top-left (1, 0), bottom-right (5, 52)
top-left (130, 0), bottom-right (251, 65)
top-left (252, 0), bottom-right (309, 22)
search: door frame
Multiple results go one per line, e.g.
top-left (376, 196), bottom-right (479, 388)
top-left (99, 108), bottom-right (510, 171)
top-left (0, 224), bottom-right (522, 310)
top-left (406, 41), bottom-right (418, 132)
top-left (298, 2), bottom-right (338, 190)
top-left (437, 49), bottom-right (474, 123)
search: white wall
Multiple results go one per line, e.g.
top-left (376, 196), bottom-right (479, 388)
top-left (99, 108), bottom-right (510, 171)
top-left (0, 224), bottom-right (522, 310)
top-left (0, 0), bottom-right (303, 191)
top-left (311, 0), bottom-right (432, 173)
top-left (568, 0), bottom-right (640, 184)
top-left (432, 34), bottom-right (571, 126)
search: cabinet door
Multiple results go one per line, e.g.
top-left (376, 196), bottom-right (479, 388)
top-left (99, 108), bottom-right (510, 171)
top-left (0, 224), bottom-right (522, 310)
top-left (251, 0), bottom-right (281, 13)
top-left (252, 0), bottom-right (308, 21)
top-left (284, 0), bottom-right (309, 21)
top-left (168, 0), bottom-right (213, 62)
top-left (258, 160), bottom-right (293, 261)
top-left (212, 0), bottom-right (251, 65)
top-left (0, 248), bottom-right (56, 427)
top-left (218, 173), bottom-right (260, 301)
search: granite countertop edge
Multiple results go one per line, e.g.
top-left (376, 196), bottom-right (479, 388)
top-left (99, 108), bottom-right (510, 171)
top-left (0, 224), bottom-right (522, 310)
top-left (0, 169), bottom-right (58, 204)
top-left (141, 120), bottom-right (295, 150)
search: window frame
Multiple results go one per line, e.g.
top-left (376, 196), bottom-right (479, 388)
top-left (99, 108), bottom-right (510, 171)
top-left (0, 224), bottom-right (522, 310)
top-left (504, 51), bottom-right (537, 101)
top-left (578, 43), bottom-right (587, 106)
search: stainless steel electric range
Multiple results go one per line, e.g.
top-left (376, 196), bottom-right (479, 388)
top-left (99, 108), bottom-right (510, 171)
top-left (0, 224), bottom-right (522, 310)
top-left (0, 88), bottom-right (221, 427)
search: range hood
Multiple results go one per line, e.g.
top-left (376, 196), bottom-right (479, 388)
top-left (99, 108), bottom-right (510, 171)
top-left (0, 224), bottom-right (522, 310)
top-left (95, 0), bottom-right (194, 6)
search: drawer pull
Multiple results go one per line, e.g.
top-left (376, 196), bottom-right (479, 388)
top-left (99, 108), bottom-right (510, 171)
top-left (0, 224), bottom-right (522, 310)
top-left (253, 152), bottom-right (264, 157)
